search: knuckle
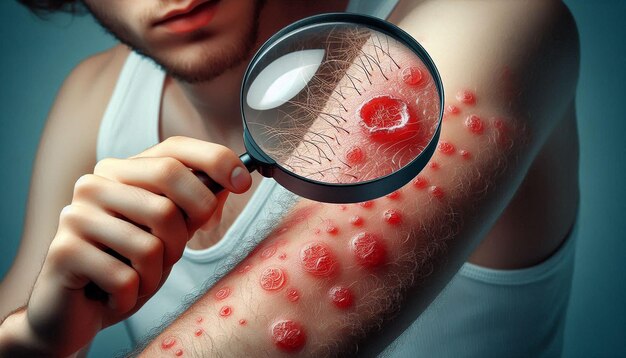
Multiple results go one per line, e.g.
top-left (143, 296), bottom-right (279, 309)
top-left (73, 174), bottom-right (99, 199)
top-left (113, 267), bottom-right (140, 294)
top-left (210, 145), bottom-right (236, 165)
top-left (93, 157), bottom-right (116, 175)
top-left (138, 237), bottom-right (163, 263)
top-left (153, 197), bottom-right (180, 222)
top-left (156, 157), bottom-right (184, 183)
top-left (47, 236), bottom-right (78, 268)
top-left (58, 204), bottom-right (84, 227)
top-left (164, 135), bottom-right (185, 146)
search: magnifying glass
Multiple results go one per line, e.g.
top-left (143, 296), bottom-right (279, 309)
top-left (210, 12), bottom-right (443, 203)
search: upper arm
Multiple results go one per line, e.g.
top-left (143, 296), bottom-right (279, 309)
top-left (0, 45), bottom-right (130, 317)
top-left (138, 2), bottom-right (580, 356)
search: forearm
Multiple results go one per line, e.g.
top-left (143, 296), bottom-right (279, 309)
top-left (138, 100), bottom-right (528, 357)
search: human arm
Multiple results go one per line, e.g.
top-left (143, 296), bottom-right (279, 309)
top-left (135, 1), bottom-right (579, 356)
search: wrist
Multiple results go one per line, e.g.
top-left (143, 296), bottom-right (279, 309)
top-left (0, 307), bottom-right (52, 357)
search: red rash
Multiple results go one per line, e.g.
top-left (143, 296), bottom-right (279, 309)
top-left (325, 223), bottom-right (339, 235)
top-left (401, 66), bottom-right (423, 86)
top-left (239, 319), bottom-right (247, 326)
top-left (359, 95), bottom-right (419, 142)
top-left (345, 145), bottom-right (365, 165)
top-left (465, 114), bottom-right (485, 134)
top-left (161, 337), bottom-right (177, 350)
top-left (195, 316), bottom-right (203, 324)
top-left (351, 232), bottom-right (387, 269)
top-left (445, 104), bottom-right (460, 115)
top-left (438, 141), bottom-right (456, 155)
top-left (429, 186), bottom-right (445, 199)
top-left (261, 245), bottom-right (277, 259)
top-left (300, 242), bottom-right (338, 278)
top-left (349, 215), bottom-right (364, 227)
top-left (271, 320), bottom-right (307, 353)
top-left (328, 286), bottom-right (354, 309)
top-left (279, 253), bottom-right (287, 260)
top-left (237, 264), bottom-right (252, 274)
top-left (219, 306), bottom-right (232, 317)
top-left (386, 191), bottom-right (401, 200)
top-left (413, 176), bottom-right (429, 189)
top-left (194, 329), bottom-right (203, 337)
top-left (456, 90), bottom-right (476, 105)
top-left (215, 287), bottom-right (231, 300)
top-left (359, 201), bottom-right (374, 209)
top-left (287, 288), bottom-right (300, 302)
top-left (383, 209), bottom-right (403, 225)
top-left (460, 150), bottom-right (472, 160)
top-left (260, 267), bottom-right (287, 291)
top-left (175, 349), bottom-right (184, 356)
top-left (429, 162), bottom-right (440, 170)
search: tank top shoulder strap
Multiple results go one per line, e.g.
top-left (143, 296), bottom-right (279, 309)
top-left (96, 51), bottom-right (165, 161)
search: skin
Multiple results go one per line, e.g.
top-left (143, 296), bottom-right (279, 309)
top-left (0, 0), bottom-right (579, 356)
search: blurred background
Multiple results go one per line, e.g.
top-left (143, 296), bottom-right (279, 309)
top-left (1, 1), bottom-right (624, 356)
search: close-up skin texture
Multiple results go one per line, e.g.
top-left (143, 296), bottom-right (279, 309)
top-left (0, 0), bottom-right (582, 357)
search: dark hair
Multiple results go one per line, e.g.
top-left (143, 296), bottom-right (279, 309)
top-left (18, 0), bottom-right (84, 15)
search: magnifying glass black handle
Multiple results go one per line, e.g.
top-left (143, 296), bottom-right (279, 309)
top-left (194, 152), bottom-right (258, 194)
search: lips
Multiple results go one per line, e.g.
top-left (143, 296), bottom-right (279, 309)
top-left (155, 0), bottom-right (219, 34)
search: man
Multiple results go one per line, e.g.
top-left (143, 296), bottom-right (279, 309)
top-left (0, 0), bottom-right (580, 356)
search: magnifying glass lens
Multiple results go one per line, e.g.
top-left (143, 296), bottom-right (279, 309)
top-left (243, 21), bottom-right (441, 187)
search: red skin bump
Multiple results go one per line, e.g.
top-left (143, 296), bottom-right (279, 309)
top-left (195, 316), bottom-right (203, 324)
top-left (219, 306), bottom-right (233, 317)
top-left (300, 242), bottom-right (338, 278)
top-left (260, 267), bottom-right (288, 291)
top-left (401, 66), bottom-right (423, 86)
top-left (445, 105), bottom-right (460, 115)
top-left (438, 141), bottom-right (456, 155)
top-left (161, 337), bottom-right (177, 350)
top-left (194, 329), bottom-right (203, 337)
top-left (271, 320), bottom-right (307, 353)
top-left (429, 186), bottom-right (445, 199)
top-left (175, 349), bottom-right (183, 356)
top-left (359, 95), bottom-right (420, 142)
top-left (279, 253), bottom-right (287, 260)
top-left (325, 225), bottom-right (339, 235)
top-left (465, 114), bottom-right (484, 135)
top-left (215, 287), bottom-right (231, 301)
top-left (261, 245), bottom-right (277, 259)
top-left (287, 289), bottom-right (300, 302)
top-left (237, 264), bottom-right (252, 274)
top-left (239, 319), bottom-right (247, 326)
top-left (460, 150), bottom-right (472, 160)
top-left (350, 215), bottom-right (364, 227)
top-left (351, 232), bottom-right (387, 269)
top-left (429, 162), bottom-right (440, 170)
top-left (383, 209), bottom-right (403, 225)
top-left (339, 204), bottom-right (348, 211)
top-left (386, 191), bottom-right (401, 200)
top-left (413, 176), bottom-right (429, 189)
top-left (329, 286), bottom-right (354, 309)
top-left (345, 145), bottom-right (365, 165)
top-left (359, 201), bottom-right (374, 209)
top-left (456, 90), bottom-right (476, 105)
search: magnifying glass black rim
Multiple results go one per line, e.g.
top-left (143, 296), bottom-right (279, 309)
top-left (240, 12), bottom-right (444, 203)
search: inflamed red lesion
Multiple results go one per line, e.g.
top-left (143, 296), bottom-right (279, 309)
top-left (154, 87), bottom-right (523, 357)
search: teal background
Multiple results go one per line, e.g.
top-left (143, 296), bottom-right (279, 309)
top-left (0, 1), bottom-right (624, 357)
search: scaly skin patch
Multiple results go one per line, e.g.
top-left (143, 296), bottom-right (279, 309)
top-left (215, 287), bottom-right (231, 300)
top-left (260, 267), bottom-right (288, 291)
top-left (329, 286), bottom-right (354, 309)
top-left (351, 232), bottom-right (387, 269)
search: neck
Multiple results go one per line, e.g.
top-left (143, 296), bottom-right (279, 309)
top-left (172, 0), bottom-right (350, 140)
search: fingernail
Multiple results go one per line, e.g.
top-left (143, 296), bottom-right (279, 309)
top-left (230, 166), bottom-right (250, 191)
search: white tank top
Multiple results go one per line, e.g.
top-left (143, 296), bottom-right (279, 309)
top-left (97, 1), bottom-right (577, 356)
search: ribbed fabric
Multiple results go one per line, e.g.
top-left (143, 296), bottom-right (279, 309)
top-left (96, 1), bottom-right (577, 356)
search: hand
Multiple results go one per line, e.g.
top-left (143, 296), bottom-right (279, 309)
top-left (22, 136), bottom-right (252, 356)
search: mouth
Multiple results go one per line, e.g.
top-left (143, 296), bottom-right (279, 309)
top-left (154, 0), bottom-right (220, 34)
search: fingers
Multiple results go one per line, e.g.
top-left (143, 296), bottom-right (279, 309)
top-left (94, 156), bottom-right (218, 231)
top-left (72, 174), bottom-right (187, 267)
top-left (47, 234), bottom-right (139, 314)
top-left (56, 204), bottom-right (165, 299)
top-left (135, 136), bottom-right (252, 193)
